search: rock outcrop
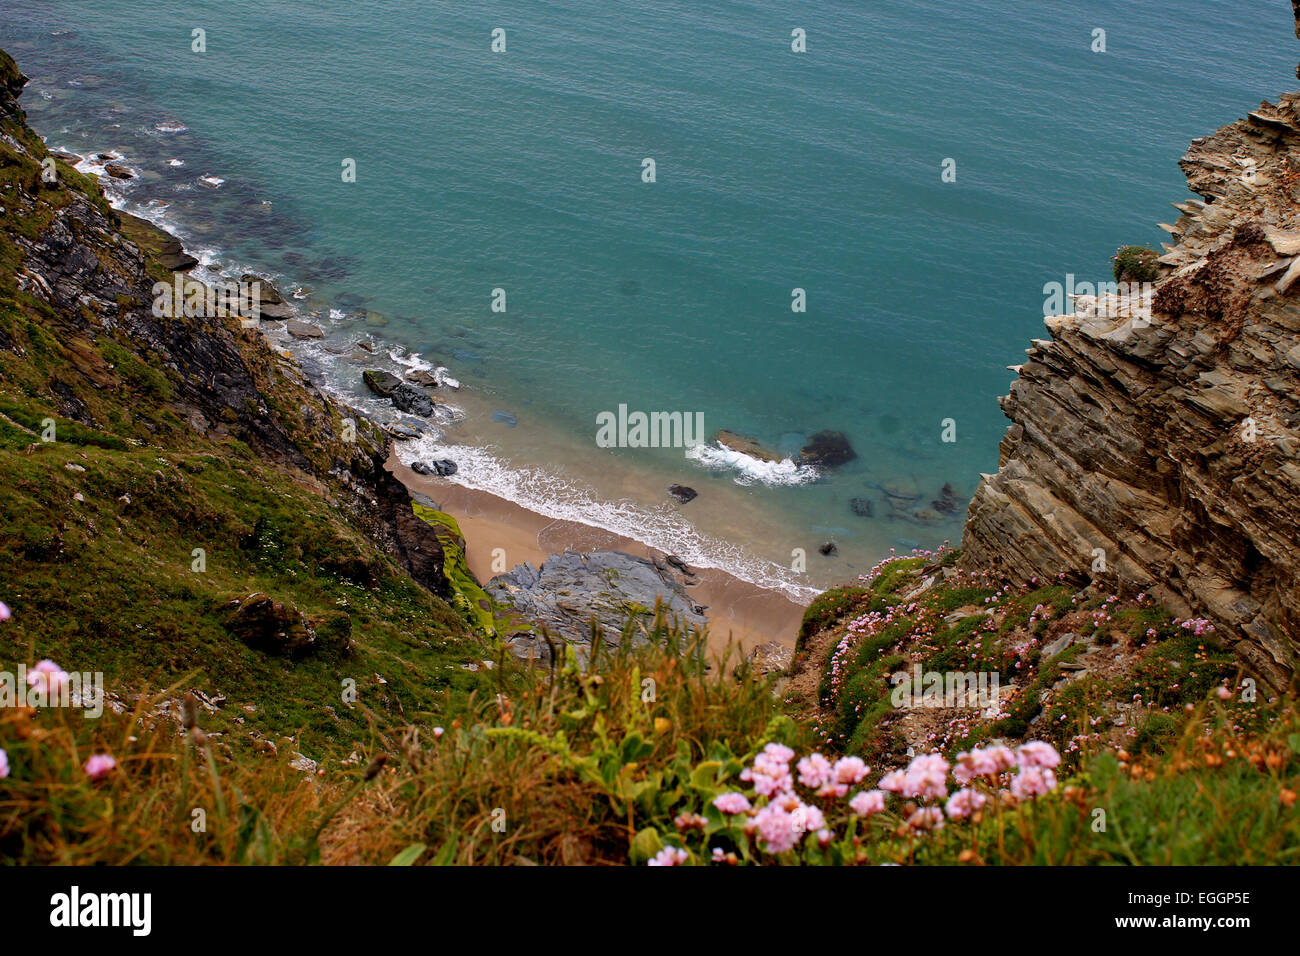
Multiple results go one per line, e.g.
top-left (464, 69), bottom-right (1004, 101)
top-left (961, 36), bottom-right (1300, 688)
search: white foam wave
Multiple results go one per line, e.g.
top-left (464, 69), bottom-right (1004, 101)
top-left (396, 436), bottom-right (820, 603)
top-left (686, 441), bottom-right (820, 487)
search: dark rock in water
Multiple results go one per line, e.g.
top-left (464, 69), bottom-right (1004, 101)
top-left (931, 482), bottom-right (962, 514)
top-left (241, 273), bottom-right (285, 306)
top-left (363, 370), bottom-right (434, 417)
top-left (404, 369), bottom-right (440, 387)
top-left (432, 459), bottom-right (458, 476)
top-left (799, 430), bottom-right (857, 467)
top-left (715, 429), bottom-right (781, 462)
top-left (363, 370), bottom-right (402, 397)
top-left (335, 291), bottom-right (366, 309)
top-left (257, 301), bottom-right (295, 320)
top-left (356, 340), bottom-right (376, 353)
top-left (850, 497), bottom-right (874, 518)
top-left (386, 423), bottom-right (421, 440)
top-left (223, 592), bottom-right (316, 656)
top-left (410, 461), bottom-right (433, 476)
top-left (492, 410), bottom-right (518, 428)
top-left (668, 484), bottom-right (698, 503)
top-left (103, 162), bottom-right (134, 180)
top-left (486, 551), bottom-right (707, 649)
top-left (819, 541), bottom-right (838, 556)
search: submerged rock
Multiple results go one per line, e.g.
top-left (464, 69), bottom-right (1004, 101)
top-left (286, 318), bottom-right (324, 339)
top-left (799, 430), bottom-right (857, 467)
top-left (819, 541), bottom-right (837, 556)
top-left (850, 497), bottom-right (875, 518)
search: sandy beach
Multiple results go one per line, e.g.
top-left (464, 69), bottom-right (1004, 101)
top-left (388, 454), bottom-right (807, 660)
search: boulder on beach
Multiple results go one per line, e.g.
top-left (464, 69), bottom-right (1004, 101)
top-left (668, 484), bottom-right (698, 503)
top-left (432, 459), bottom-right (458, 476)
top-left (363, 370), bottom-right (402, 397)
top-left (715, 429), bottom-right (781, 462)
top-left (103, 162), bottom-right (134, 180)
top-left (799, 430), bottom-right (857, 467)
top-left (410, 461), bottom-right (433, 476)
top-left (486, 551), bottom-right (707, 649)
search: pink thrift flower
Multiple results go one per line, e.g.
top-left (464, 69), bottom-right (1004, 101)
top-left (1010, 766), bottom-right (1057, 800)
top-left (832, 756), bottom-right (869, 786)
top-left (0, 601), bottom-right (10, 621)
top-left (945, 788), bottom-right (988, 819)
top-left (752, 804), bottom-right (801, 854)
top-left (797, 753), bottom-right (833, 789)
top-left (878, 770), bottom-right (907, 793)
top-left (903, 753), bottom-right (950, 800)
top-left (84, 754), bottom-right (116, 780)
top-left (0, 748), bottom-right (9, 779)
top-left (713, 792), bottom-right (752, 815)
top-left (647, 846), bottom-right (689, 867)
top-left (1016, 741), bottom-right (1061, 770)
top-left (848, 789), bottom-right (887, 816)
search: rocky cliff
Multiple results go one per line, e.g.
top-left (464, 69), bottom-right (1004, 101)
top-left (961, 20), bottom-right (1300, 690)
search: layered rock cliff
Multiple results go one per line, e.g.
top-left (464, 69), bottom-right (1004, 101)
top-left (961, 24), bottom-right (1300, 690)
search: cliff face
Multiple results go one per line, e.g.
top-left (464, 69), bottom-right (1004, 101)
top-left (961, 42), bottom-right (1300, 689)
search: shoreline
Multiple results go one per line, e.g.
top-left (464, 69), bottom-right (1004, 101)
top-left (388, 454), bottom-right (808, 661)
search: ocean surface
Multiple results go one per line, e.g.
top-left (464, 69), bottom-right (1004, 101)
top-left (2, 0), bottom-right (1295, 600)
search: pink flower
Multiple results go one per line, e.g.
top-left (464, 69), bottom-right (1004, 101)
top-left (832, 756), bottom-right (869, 786)
top-left (848, 790), bottom-right (887, 817)
top-left (752, 803), bottom-right (801, 854)
top-left (797, 753), bottom-right (833, 789)
top-left (0, 601), bottom-right (10, 621)
top-left (647, 846), bottom-right (689, 866)
top-left (878, 770), bottom-right (907, 793)
top-left (945, 788), bottom-right (987, 819)
top-left (674, 812), bottom-right (707, 831)
top-left (743, 743), bottom-right (795, 797)
top-left (1016, 741), bottom-right (1061, 770)
top-left (432, 726), bottom-right (445, 739)
top-left (1010, 766), bottom-right (1057, 800)
top-left (902, 753), bottom-right (950, 800)
top-left (0, 748), bottom-right (9, 779)
top-left (27, 660), bottom-right (69, 697)
top-left (84, 754), bottom-right (116, 780)
top-left (713, 792), bottom-right (752, 815)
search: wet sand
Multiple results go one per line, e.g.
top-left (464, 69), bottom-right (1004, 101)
top-left (388, 455), bottom-right (807, 659)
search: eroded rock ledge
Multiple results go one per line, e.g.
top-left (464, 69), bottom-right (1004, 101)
top-left (962, 61), bottom-right (1300, 688)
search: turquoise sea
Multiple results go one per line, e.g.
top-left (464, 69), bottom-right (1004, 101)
top-left (2, 0), bottom-right (1295, 599)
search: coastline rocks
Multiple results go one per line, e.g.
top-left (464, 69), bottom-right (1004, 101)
top-left (715, 429), bottom-right (781, 462)
top-left (241, 274), bottom-right (295, 320)
top-left (432, 459), bottom-right (457, 476)
top-left (818, 541), bottom-right (838, 556)
top-left (668, 484), bottom-right (698, 503)
top-left (931, 482), bottom-right (961, 514)
top-left (849, 497), bottom-right (874, 518)
top-left (486, 550), bottom-right (708, 649)
top-left (798, 430), bottom-right (857, 467)
top-left (103, 162), bottom-right (134, 180)
top-left (404, 369), bottom-right (440, 387)
top-left (286, 318), bottom-right (324, 339)
top-left (363, 369), bottom-right (435, 417)
top-left (410, 461), bottom-right (433, 476)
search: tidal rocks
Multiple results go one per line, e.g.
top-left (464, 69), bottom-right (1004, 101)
top-left (668, 484), bottom-right (698, 503)
top-left (103, 162), bottom-right (134, 180)
top-left (404, 369), bottom-right (440, 387)
top-left (715, 429), bottom-right (781, 462)
top-left (849, 497), bottom-right (874, 518)
top-left (363, 369), bottom-right (435, 417)
top-left (433, 459), bottom-right (457, 476)
top-left (799, 430), bottom-right (857, 467)
top-left (286, 318), bottom-right (324, 339)
top-left (492, 410), bottom-right (518, 428)
top-left (819, 541), bottom-right (837, 556)
top-left (410, 461), bottom-right (433, 476)
top-left (241, 273), bottom-right (295, 320)
top-left (223, 592), bottom-right (316, 656)
top-left (486, 550), bottom-right (707, 648)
